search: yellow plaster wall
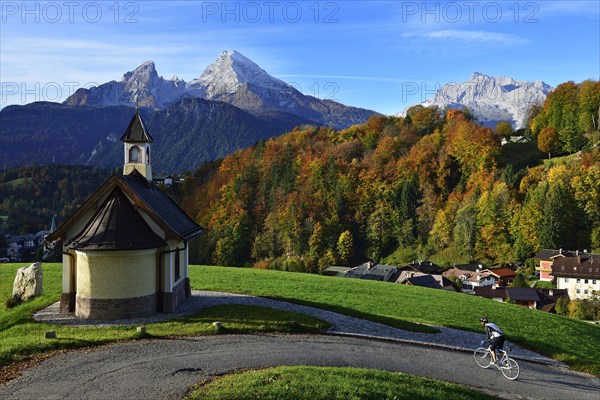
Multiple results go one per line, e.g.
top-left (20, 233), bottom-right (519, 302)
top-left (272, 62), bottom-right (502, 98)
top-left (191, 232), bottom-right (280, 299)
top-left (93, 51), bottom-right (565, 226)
top-left (76, 249), bottom-right (157, 299)
top-left (124, 163), bottom-right (152, 181)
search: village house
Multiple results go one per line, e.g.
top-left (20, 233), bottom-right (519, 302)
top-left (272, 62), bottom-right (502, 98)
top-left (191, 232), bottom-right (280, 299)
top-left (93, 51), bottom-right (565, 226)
top-left (46, 110), bottom-right (204, 320)
top-left (474, 286), bottom-right (569, 312)
top-left (394, 261), bottom-right (446, 283)
top-left (343, 260), bottom-right (458, 291)
top-left (551, 251), bottom-right (600, 300)
top-left (400, 273), bottom-right (456, 291)
top-left (486, 267), bottom-right (517, 287)
top-left (534, 248), bottom-right (579, 282)
top-left (153, 175), bottom-right (175, 186)
top-left (404, 260), bottom-right (444, 274)
top-left (344, 262), bottom-right (401, 282)
top-left (443, 265), bottom-right (495, 294)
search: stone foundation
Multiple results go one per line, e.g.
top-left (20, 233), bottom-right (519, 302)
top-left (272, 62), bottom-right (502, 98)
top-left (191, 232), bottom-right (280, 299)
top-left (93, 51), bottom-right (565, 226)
top-left (76, 293), bottom-right (157, 320)
top-left (60, 292), bottom-right (75, 314)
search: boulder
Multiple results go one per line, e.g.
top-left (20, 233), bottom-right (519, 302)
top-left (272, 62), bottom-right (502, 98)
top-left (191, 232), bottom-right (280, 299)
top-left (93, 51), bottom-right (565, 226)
top-left (13, 262), bottom-right (43, 300)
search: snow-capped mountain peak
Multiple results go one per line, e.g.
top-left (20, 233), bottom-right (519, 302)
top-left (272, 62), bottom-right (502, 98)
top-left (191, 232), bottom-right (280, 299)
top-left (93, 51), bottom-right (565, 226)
top-left (188, 50), bottom-right (290, 98)
top-left (122, 61), bottom-right (158, 83)
top-left (64, 60), bottom-right (187, 108)
top-left (129, 60), bottom-right (155, 72)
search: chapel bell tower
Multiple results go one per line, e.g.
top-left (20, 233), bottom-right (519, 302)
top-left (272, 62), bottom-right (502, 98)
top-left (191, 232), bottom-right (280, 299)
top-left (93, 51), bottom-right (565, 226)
top-left (121, 108), bottom-right (153, 181)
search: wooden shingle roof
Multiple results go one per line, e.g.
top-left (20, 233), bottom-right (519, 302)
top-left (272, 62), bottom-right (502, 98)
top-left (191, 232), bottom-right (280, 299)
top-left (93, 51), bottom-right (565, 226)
top-left (47, 171), bottom-right (203, 244)
top-left (121, 171), bottom-right (203, 240)
top-left (68, 188), bottom-right (166, 250)
top-left (120, 110), bottom-right (153, 143)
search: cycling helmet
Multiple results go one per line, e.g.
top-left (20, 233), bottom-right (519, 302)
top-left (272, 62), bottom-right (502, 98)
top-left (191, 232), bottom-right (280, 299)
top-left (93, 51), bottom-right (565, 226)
top-left (480, 316), bottom-right (488, 323)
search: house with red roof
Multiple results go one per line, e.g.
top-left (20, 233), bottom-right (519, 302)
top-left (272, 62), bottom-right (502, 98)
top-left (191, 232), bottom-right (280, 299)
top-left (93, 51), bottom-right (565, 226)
top-left (485, 267), bottom-right (517, 287)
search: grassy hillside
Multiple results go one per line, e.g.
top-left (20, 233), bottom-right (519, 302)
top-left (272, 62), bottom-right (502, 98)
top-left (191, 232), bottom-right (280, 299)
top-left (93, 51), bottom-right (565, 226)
top-left (0, 264), bottom-right (327, 373)
top-left (1, 263), bottom-right (598, 377)
top-left (501, 140), bottom-right (546, 170)
top-left (190, 266), bottom-right (600, 375)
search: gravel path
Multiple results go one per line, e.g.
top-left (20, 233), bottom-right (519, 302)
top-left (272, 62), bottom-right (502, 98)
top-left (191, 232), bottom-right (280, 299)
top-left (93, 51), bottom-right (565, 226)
top-left (33, 290), bottom-right (560, 365)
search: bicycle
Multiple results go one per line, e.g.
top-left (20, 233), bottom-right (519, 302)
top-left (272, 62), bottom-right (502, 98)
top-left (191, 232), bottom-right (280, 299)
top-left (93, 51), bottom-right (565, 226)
top-left (474, 341), bottom-right (520, 380)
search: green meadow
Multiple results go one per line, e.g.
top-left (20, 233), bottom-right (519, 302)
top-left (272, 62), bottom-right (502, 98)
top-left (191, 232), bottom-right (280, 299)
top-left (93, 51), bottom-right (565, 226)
top-left (2, 263), bottom-right (599, 378)
top-left (186, 366), bottom-right (498, 400)
top-left (190, 266), bottom-right (600, 375)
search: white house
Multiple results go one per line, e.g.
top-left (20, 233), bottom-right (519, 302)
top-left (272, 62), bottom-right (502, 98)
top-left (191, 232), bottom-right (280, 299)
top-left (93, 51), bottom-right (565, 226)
top-left (443, 266), bottom-right (496, 294)
top-left (552, 251), bottom-right (600, 300)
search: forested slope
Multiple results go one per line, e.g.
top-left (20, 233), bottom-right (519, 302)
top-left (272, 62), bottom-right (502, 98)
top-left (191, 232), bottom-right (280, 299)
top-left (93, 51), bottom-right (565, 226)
top-left (182, 81), bottom-right (599, 269)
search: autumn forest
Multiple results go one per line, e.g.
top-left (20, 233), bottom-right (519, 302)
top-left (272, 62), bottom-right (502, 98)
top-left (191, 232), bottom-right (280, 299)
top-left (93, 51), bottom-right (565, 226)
top-left (181, 80), bottom-right (600, 270)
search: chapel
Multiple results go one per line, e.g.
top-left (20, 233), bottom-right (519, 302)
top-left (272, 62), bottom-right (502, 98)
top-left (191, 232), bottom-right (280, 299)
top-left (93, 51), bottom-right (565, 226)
top-left (46, 110), bottom-right (204, 319)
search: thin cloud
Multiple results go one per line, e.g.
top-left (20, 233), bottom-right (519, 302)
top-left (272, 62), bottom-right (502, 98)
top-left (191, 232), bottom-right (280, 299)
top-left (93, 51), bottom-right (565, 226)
top-left (277, 74), bottom-right (425, 84)
top-left (537, 0), bottom-right (598, 18)
top-left (403, 29), bottom-right (530, 46)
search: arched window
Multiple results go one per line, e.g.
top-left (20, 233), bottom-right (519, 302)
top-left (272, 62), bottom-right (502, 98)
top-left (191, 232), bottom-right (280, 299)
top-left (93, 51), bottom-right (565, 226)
top-left (129, 146), bottom-right (141, 163)
top-left (146, 147), bottom-right (150, 164)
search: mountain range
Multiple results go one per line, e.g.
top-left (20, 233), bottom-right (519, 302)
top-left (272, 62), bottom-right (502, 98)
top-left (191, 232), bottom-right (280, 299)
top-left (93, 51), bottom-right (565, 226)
top-left (399, 72), bottom-right (552, 129)
top-left (64, 50), bottom-right (376, 129)
top-left (1, 51), bottom-right (556, 173)
top-left (1, 50), bottom-right (378, 173)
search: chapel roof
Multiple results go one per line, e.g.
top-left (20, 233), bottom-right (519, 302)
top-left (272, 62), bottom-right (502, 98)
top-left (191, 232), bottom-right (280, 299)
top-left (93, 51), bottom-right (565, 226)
top-left (68, 188), bottom-right (166, 250)
top-left (47, 171), bottom-right (203, 244)
top-left (120, 110), bottom-right (153, 143)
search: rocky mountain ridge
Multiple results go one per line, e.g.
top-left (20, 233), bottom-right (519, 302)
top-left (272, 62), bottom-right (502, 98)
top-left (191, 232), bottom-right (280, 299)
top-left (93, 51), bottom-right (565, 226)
top-left (65, 61), bottom-right (187, 109)
top-left (399, 72), bottom-right (552, 129)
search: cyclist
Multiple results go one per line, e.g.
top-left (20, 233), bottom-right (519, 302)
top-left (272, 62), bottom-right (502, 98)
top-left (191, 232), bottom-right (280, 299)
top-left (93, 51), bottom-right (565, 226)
top-left (480, 316), bottom-right (505, 366)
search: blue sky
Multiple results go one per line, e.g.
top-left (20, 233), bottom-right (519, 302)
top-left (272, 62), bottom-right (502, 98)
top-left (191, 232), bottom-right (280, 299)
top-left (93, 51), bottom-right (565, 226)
top-left (1, 1), bottom-right (599, 114)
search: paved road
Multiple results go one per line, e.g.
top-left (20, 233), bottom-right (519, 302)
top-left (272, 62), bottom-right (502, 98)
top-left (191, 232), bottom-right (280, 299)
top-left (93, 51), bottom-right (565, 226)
top-left (1, 334), bottom-right (598, 400)
top-left (33, 291), bottom-right (559, 365)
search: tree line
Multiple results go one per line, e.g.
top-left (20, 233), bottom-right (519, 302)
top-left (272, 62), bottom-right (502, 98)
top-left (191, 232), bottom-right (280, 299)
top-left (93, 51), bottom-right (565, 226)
top-left (0, 165), bottom-right (111, 234)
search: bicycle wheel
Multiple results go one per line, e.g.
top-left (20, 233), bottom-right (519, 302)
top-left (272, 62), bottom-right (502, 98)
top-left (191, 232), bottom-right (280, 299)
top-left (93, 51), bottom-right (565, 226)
top-left (474, 347), bottom-right (492, 368)
top-left (501, 358), bottom-right (520, 380)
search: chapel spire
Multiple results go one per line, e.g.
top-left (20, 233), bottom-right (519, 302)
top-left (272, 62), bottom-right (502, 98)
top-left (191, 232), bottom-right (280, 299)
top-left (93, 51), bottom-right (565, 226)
top-left (121, 109), bottom-right (153, 181)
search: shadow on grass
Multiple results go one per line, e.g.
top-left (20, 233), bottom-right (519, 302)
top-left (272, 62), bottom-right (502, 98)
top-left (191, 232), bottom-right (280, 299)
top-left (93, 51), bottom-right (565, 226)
top-left (497, 334), bottom-right (600, 377)
top-left (262, 296), bottom-right (440, 334)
